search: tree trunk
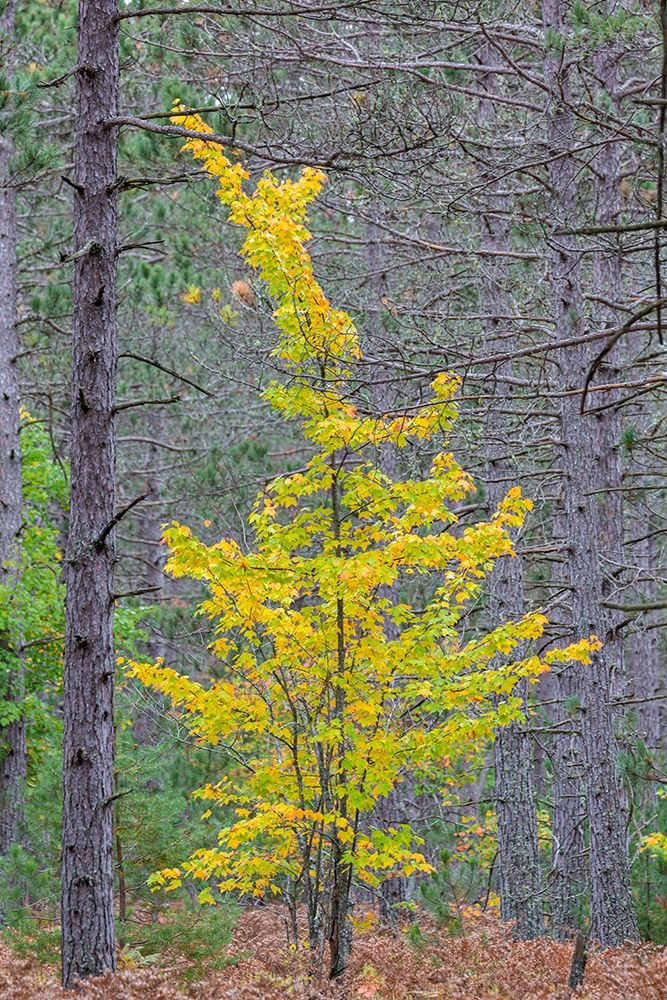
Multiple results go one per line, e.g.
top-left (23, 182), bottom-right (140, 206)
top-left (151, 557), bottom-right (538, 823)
top-left (550, 28), bottom-right (623, 938)
top-left (61, 0), bottom-right (119, 985)
top-left (0, 0), bottom-right (26, 866)
top-left (490, 559), bottom-right (545, 939)
top-left (328, 842), bottom-right (353, 980)
top-left (627, 528), bottom-right (663, 747)
top-left (476, 46), bottom-right (544, 938)
top-left (549, 660), bottom-right (587, 938)
top-left (542, 0), bottom-right (638, 947)
top-left (592, 33), bottom-right (625, 701)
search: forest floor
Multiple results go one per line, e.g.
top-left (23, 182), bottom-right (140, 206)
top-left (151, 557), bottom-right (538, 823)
top-left (0, 905), bottom-right (665, 1000)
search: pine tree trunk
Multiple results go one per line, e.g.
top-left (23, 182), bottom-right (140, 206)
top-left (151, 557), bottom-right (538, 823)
top-left (490, 548), bottom-right (544, 938)
top-left (627, 529), bottom-right (662, 747)
top-left (549, 661), bottom-right (587, 937)
top-left (592, 35), bottom-right (625, 701)
top-left (483, 355), bottom-right (545, 938)
top-left (0, 0), bottom-right (26, 867)
top-left (550, 29), bottom-right (624, 938)
top-left (61, 0), bottom-right (119, 985)
top-left (476, 47), bottom-right (544, 938)
top-left (542, 0), bottom-right (638, 947)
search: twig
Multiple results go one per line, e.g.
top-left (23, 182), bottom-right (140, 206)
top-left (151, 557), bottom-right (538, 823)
top-left (101, 788), bottom-right (134, 808)
top-left (112, 585), bottom-right (162, 600)
top-left (59, 240), bottom-right (101, 263)
top-left (60, 174), bottom-right (84, 194)
top-left (113, 173), bottom-right (193, 191)
top-left (556, 218), bottom-right (667, 236)
top-left (114, 395), bottom-right (181, 413)
top-left (601, 599), bottom-right (667, 612)
top-left (21, 634), bottom-right (65, 650)
top-left (116, 1), bottom-right (367, 21)
top-left (95, 491), bottom-right (151, 550)
top-left (580, 297), bottom-right (667, 413)
top-left (37, 64), bottom-right (83, 88)
top-left (118, 351), bottom-right (214, 397)
top-left (116, 239), bottom-right (166, 256)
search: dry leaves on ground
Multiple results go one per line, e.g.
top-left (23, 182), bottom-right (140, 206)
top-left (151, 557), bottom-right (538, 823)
top-left (0, 907), bottom-right (664, 999)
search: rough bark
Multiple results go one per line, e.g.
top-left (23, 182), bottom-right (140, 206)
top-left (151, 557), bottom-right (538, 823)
top-left (474, 45), bottom-right (545, 939)
top-left (61, 0), bottom-right (119, 985)
top-left (627, 528), bottom-right (663, 747)
top-left (489, 545), bottom-right (544, 938)
top-left (0, 0), bottom-right (26, 865)
top-left (542, 0), bottom-right (638, 946)
top-left (592, 34), bottom-right (625, 700)
top-left (549, 660), bottom-right (587, 938)
top-left (480, 224), bottom-right (544, 938)
top-left (543, 2), bottom-right (587, 941)
top-left (550, 27), bottom-right (623, 939)
top-left (328, 840), bottom-right (353, 980)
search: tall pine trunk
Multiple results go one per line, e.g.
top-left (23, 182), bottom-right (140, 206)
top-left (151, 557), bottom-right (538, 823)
top-left (592, 33), bottom-right (625, 700)
top-left (627, 528), bottom-right (663, 747)
top-left (484, 364), bottom-right (544, 939)
top-left (61, 0), bottom-right (119, 985)
top-left (476, 46), bottom-right (544, 938)
top-left (542, 0), bottom-right (638, 947)
top-left (0, 0), bottom-right (26, 867)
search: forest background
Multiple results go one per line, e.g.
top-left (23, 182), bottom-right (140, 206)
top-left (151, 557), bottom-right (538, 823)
top-left (0, 1), bottom-right (666, 997)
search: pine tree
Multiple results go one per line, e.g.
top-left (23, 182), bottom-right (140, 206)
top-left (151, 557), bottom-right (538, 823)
top-left (61, 0), bottom-right (120, 984)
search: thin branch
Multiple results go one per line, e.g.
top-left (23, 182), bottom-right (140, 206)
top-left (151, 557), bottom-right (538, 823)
top-left (100, 788), bottom-right (134, 808)
top-left (114, 395), bottom-right (181, 413)
top-left (117, 1), bottom-right (372, 21)
top-left (116, 239), bottom-right (166, 256)
top-left (37, 64), bottom-right (83, 88)
top-left (21, 634), bottom-right (65, 651)
top-left (600, 599), bottom-right (667, 613)
top-left (95, 491), bottom-right (151, 550)
top-left (60, 174), bottom-right (83, 194)
top-left (112, 585), bottom-right (162, 601)
top-left (556, 219), bottom-right (667, 236)
top-left (580, 297), bottom-right (667, 413)
top-left (59, 240), bottom-right (101, 264)
top-left (118, 351), bottom-right (214, 397)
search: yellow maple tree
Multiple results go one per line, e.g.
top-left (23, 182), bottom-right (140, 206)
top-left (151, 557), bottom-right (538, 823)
top-left (125, 103), bottom-right (599, 979)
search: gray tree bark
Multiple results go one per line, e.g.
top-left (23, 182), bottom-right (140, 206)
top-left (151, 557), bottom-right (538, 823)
top-left (61, 0), bottom-right (119, 985)
top-left (542, 0), bottom-right (639, 947)
top-left (627, 527), bottom-right (663, 747)
top-left (477, 48), bottom-right (544, 939)
top-left (0, 0), bottom-right (26, 865)
top-left (592, 32), bottom-right (625, 701)
top-left (549, 665), bottom-right (587, 937)
top-left (484, 328), bottom-right (545, 940)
